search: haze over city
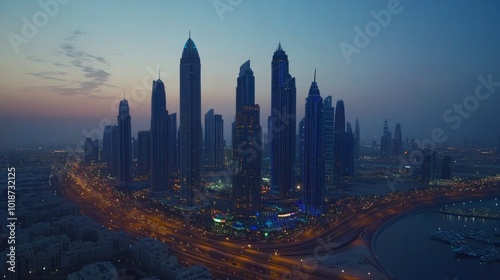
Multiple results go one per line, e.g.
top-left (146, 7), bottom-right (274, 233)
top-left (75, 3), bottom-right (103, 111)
top-left (1, 0), bottom-right (499, 149)
top-left (1, 1), bottom-right (500, 280)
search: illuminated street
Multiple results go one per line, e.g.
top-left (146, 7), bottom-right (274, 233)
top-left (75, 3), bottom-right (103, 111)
top-left (57, 162), bottom-right (500, 279)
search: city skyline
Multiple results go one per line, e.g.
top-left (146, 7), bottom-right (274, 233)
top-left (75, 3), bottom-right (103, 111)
top-left (2, 1), bottom-right (500, 149)
top-left (2, 2), bottom-right (500, 279)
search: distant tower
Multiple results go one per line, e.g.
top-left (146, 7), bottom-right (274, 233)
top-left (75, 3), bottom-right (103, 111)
top-left (380, 119), bottom-right (392, 156)
top-left (204, 109), bottom-right (224, 169)
top-left (137, 130), bottom-right (151, 178)
top-left (355, 119), bottom-right (360, 160)
top-left (168, 113), bottom-right (178, 177)
top-left (302, 70), bottom-right (324, 216)
top-left (333, 100), bottom-right (354, 177)
top-left (204, 109), bottom-right (215, 166)
top-left (150, 78), bottom-right (169, 192)
top-left (334, 100), bottom-right (345, 176)
top-left (270, 42), bottom-right (296, 197)
top-left (117, 99), bottom-right (132, 185)
top-left (422, 148), bottom-right (436, 182)
top-left (392, 122), bottom-right (402, 155)
top-left (345, 122), bottom-right (355, 176)
top-left (180, 34), bottom-right (202, 205)
top-left (334, 100), bottom-right (345, 133)
top-left (323, 96), bottom-right (335, 187)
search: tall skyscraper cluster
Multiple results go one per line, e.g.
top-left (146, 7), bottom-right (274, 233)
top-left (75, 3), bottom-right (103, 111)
top-left (380, 120), bottom-right (404, 156)
top-left (96, 37), bottom-right (360, 218)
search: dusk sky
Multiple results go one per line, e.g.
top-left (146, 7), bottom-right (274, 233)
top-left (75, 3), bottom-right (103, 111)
top-left (1, 0), bottom-right (499, 149)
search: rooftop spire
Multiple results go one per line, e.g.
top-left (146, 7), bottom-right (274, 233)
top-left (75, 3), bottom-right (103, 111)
top-left (189, 30), bottom-right (191, 39)
top-left (314, 68), bottom-right (316, 83)
top-left (277, 40), bottom-right (283, 51)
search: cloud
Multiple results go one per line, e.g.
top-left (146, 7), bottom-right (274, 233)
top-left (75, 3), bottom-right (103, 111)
top-left (53, 30), bottom-right (112, 96)
top-left (65, 30), bottom-right (86, 42)
top-left (24, 71), bottom-right (68, 82)
top-left (25, 55), bottom-right (46, 62)
top-left (53, 62), bottom-right (71, 68)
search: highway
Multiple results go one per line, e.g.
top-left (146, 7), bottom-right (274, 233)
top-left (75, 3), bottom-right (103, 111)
top-left (57, 164), bottom-right (500, 279)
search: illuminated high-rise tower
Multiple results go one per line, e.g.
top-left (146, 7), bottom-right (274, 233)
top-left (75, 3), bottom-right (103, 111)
top-left (323, 96), bottom-right (335, 187)
top-left (233, 105), bottom-right (262, 218)
top-left (150, 78), bottom-right (169, 192)
top-left (233, 60), bottom-right (255, 158)
top-left (270, 43), bottom-right (296, 197)
top-left (179, 34), bottom-right (202, 205)
top-left (117, 99), bottom-right (131, 185)
top-left (302, 70), bottom-right (324, 216)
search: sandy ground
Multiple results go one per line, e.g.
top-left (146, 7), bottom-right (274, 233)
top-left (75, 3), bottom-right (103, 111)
top-left (289, 238), bottom-right (393, 280)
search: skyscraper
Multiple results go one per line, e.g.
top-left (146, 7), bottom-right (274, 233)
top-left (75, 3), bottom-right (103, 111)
top-left (323, 96), bottom-right (335, 187)
top-left (102, 125), bottom-right (117, 174)
top-left (422, 148), bottom-right (436, 182)
top-left (233, 105), bottom-right (262, 218)
top-left (150, 78), bottom-right (169, 192)
top-left (345, 122), bottom-right (355, 176)
top-left (355, 118), bottom-right (360, 160)
top-left (180, 34), bottom-right (202, 205)
top-left (168, 113), bottom-right (178, 177)
top-left (204, 109), bottom-right (214, 166)
top-left (235, 60), bottom-right (255, 115)
top-left (204, 109), bottom-right (224, 169)
top-left (233, 60), bottom-right (255, 159)
top-left (270, 43), bottom-right (296, 197)
top-left (137, 130), bottom-right (151, 178)
top-left (334, 100), bottom-right (345, 177)
top-left (334, 100), bottom-right (345, 133)
top-left (380, 119), bottom-right (392, 156)
top-left (302, 71), bottom-right (324, 216)
top-left (393, 122), bottom-right (403, 155)
top-left (298, 117), bottom-right (306, 177)
top-left (334, 100), bottom-right (354, 177)
top-left (117, 99), bottom-right (132, 185)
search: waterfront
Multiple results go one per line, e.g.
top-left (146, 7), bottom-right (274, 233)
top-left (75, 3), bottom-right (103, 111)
top-left (375, 198), bottom-right (500, 280)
